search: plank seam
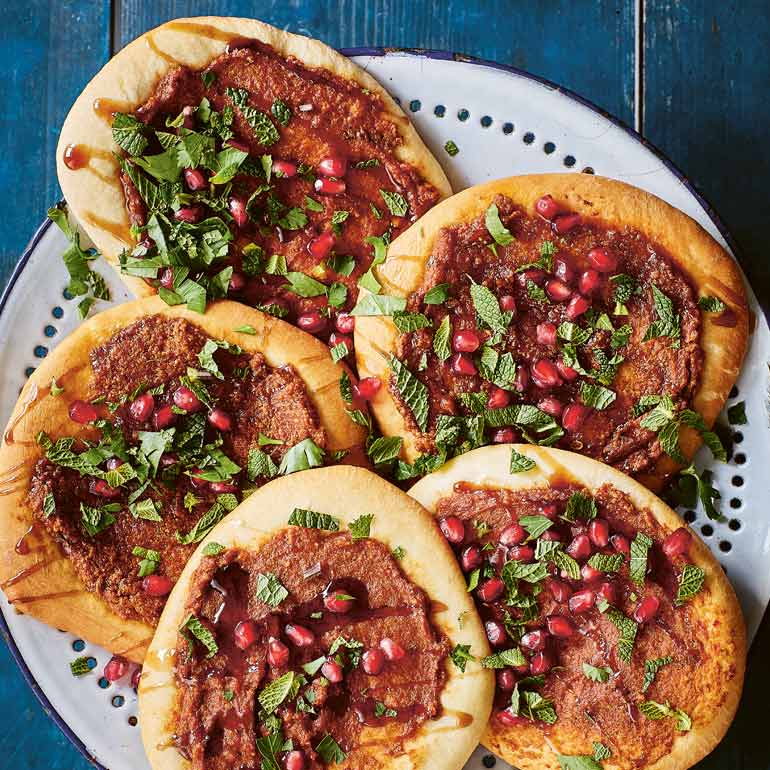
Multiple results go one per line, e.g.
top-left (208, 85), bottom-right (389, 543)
top-left (635, 0), bottom-right (645, 134)
top-left (110, 0), bottom-right (120, 55)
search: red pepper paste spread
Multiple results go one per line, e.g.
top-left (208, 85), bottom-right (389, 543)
top-left (115, 40), bottom-right (442, 348)
top-left (27, 315), bottom-right (327, 624)
top-left (172, 527), bottom-right (448, 770)
top-left (436, 479), bottom-right (707, 767)
top-left (392, 194), bottom-right (708, 478)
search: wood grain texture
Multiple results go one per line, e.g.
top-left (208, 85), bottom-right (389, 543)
top-left (644, 0), bottom-right (770, 310)
top-left (0, 0), bottom-right (110, 289)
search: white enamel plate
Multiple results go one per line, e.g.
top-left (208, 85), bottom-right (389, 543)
top-left (0, 50), bottom-right (767, 770)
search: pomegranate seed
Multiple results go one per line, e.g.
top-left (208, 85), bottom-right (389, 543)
top-left (228, 197), bottom-right (249, 228)
top-left (453, 329), bottom-right (481, 353)
top-left (499, 524), bottom-right (526, 546)
top-left (500, 294), bottom-right (516, 312)
top-left (531, 359), bottom-right (562, 389)
top-left (546, 278), bottom-right (572, 302)
top-left (489, 546), bottom-right (508, 571)
top-left (183, 168), bottom-right (207, 191)
top-left (498, 708), bottom-right (526, 726)
top-left (285, 751), bottom-right (305, 770)
top-left (379, 638), bottom-right (406, 661)
top-left (329, 332), bottom-right (353, 351)
top-left (174, 386), bottom-right (202, 413)
top-left (189, 469), bottom-right (208, 490)
top-left (208, 408), bottom-right (232, 432)
top-left (553, 213), bottom-right (582, 234)
top-left (541, 529), bottom-right (562, 542)
top-left (324, 591), bottom-right (355, 613)
top-left (362, 648), bottom-right (385, 675)
top-left (519, 268), bottom-right (546, 286)
top-left (234, 620), bottom-right (258, 650)
top-left (210, 481), bottom-right (238, 494)
top-left (130, 667), bottom-right (142, 689)
top-left (487, 387), bottom-right (511, 409)
top-left (568, 588), bottom-right (595, 614)
top-left (546, 614), bottom-right (575, 638)
top-left (353, 377), bottom-right (381, 401)
top-left (225, 138), bottom-right (250, 153)
top-left (142, 575), bottom-right (173, 596)
top-left (567, 534), bottom-right (592, 561)
top-left (103, 656), bottom-right (129, 682)
top-left (477, 577), bottom-right (505, 603)
top-left (581, 563), bottom-right (603, 582)
top-left (273, 160), bottom-right (297, 178)
top-left (566, 294), bottom-right (591, 320)
top-left (521, 630), bottom-right (548, 651)
top-left (541, 503), bottom-right (559, 519)
top-left (485, 620), bottom-right (508, 647)
top-left (451, 353), bottom-right (477, 376)
top-left (662, 527), bottom-right (692, 558)
top-left (556, 360), bottom-right (578, 381)
top-left (492, 428), bottom-right (516, 444)
top-left (318, 156), bottom-right (348, 177)
top-left (284, 624), bottom-right (315, 647)
top-left (530, 651), bottom-right (553, 675)
top-left (297, 312), bottom-right (326, 334)
top-left (578, 269), bottom-right (602, 295)
top-left (315, 177), bottom-right (346, 195)
top-left (321, 659), bottom-right (343, 683)
top-left (538, 397), bottom-right (564, 418)
top-left (159, 267), bottom-right (175, 289)
top-left (596, 582), bottom-right (618, 606)
top-left (514, 365), bottom-right (529, 392)
top-left (335, 313), bottom-right (355, 334)
top-left (497, 669), bottom-right (516, 690)
top-left (439, 516), bottom-right (465, 544)
top-left (461, 544), bottom-right (483, 572)
top-left (554, 257), bottom-right (575, 284)
top-left (508, 545), bottom-right (535, 562)
top-left (308, 231), bottom-right (335, 259)
top-left (536, 322), bottom-right (557, 347)
top-left (175, 206), bottom-right (204, 224)
top-left (611, 534), bottom-right (630, 554)
top-left (535, 195), bottom-right (559, 220)
top-left (106, 457), bottom-right (122, 470)
top-left (562, 403), bottom-right (591, 432)
top-left (69, 400), bottom-right (98, 424)
top-left (90, 478), bottom-right (120, 498)
top-left (633, 595), bottom-right (661, 624)
top-left (547, 579), bottom-right (572, 603)
top-left (181, 105), bottom-right (196, 130)
top-left (229, 271), bottom-right (246, 292)
top-left (589, 519), bottom-right (610, 548)
top-left (587, 247), bottom-right (617, 273)
top-left (153, 405), bottom-right (177, 429)
top-left (267, 637), bottom-right (290, 667)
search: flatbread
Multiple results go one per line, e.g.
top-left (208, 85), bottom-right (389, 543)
top-left (354, 174), bottom-right (749, 489)
top-left (139, 464), bottom-right (493, 770)
top-left (55, 16), bottom-right (452, 297)
top-left (0, 296), bottom-right (366, 661)
top-left (409, 444), bottom-right (746, 770)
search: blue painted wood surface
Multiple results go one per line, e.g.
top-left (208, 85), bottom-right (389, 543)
top-left (1, 2), bottom-right (768, 768)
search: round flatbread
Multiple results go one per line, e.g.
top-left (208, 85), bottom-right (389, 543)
top-left (409, 444), bottom-right (745, 770)
top-left (0, 296), bottom-right (366, 661)
top-left (56, 16), bottom-right (451, 330)
top-left (354, 174), bottom-right (748, 490)
top-left (139, 465), bottom-right (493, 770)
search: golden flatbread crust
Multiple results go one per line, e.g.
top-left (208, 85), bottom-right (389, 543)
top-left (55, 15), bottom-right (452, 297)
top-left (0, 296), bottom-right (366, 662)
top-left (354, 174), bottom-right (749, 489)
top-left (408, 444), bottom-right (746, 770)
top-left (139, 465), bottom-right (493, 770)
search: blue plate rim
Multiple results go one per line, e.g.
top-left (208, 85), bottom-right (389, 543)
top-left (0, 45), bottom-right (758, 770)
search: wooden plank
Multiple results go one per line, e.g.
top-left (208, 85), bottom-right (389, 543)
top-left (644, 0), bottom-right (770, 307)
top-left (116, 0), bottom-right (635, 123)
top-left (0, 0), bottom-right (111, 287)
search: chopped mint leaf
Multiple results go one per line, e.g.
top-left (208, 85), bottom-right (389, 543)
top-left (288, 508), bottom-right (340, 531)
top-left (449, 643), bottom-right (475, 672)
top-left (180, 613), bottom-right (218, 658)
top-left (444, 140), bottom-right (459, 156)
top-left (582, 662), bottom-right (612, 683)
top-left (562, 492), bottom-right (597, 522)
top-left (389, 355), bottom-right (429, 432)
top-left (485, 203), bottom-right (514, 246)
top-left (510, 448), bottom-right (536, 473)
top-left (379, 189), bottom-right (408, 217)
top-left (698, 295), bottom-right (726, 313)
top-left (727, 401), bottom-right (747, 425)
top-left (579, 382), bottom-right (616, 410)
top-left (642, 655), bottom-right (673, 692)
top-left (70, 657), bottom-right (92, 677)
top-left (349, 514), bottom-right (374, 540)
top-left (675, 564), bottom-right (705, 605)
top-left (202, 542), bottom-right (226, 556)
top-left (350, 293), bottom-right (406, 316)
top-left (433, 315), bottom-right (451, 362)
top-left (423, 283), bottom-right (450, 305)
top-left (392, 311), bottom-right (432, 332)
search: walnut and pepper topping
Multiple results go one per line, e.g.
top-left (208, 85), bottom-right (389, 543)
top-left (436, 458), bottom-right (705, 766)
top-left (173, 513), bottom-right (448, 770)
